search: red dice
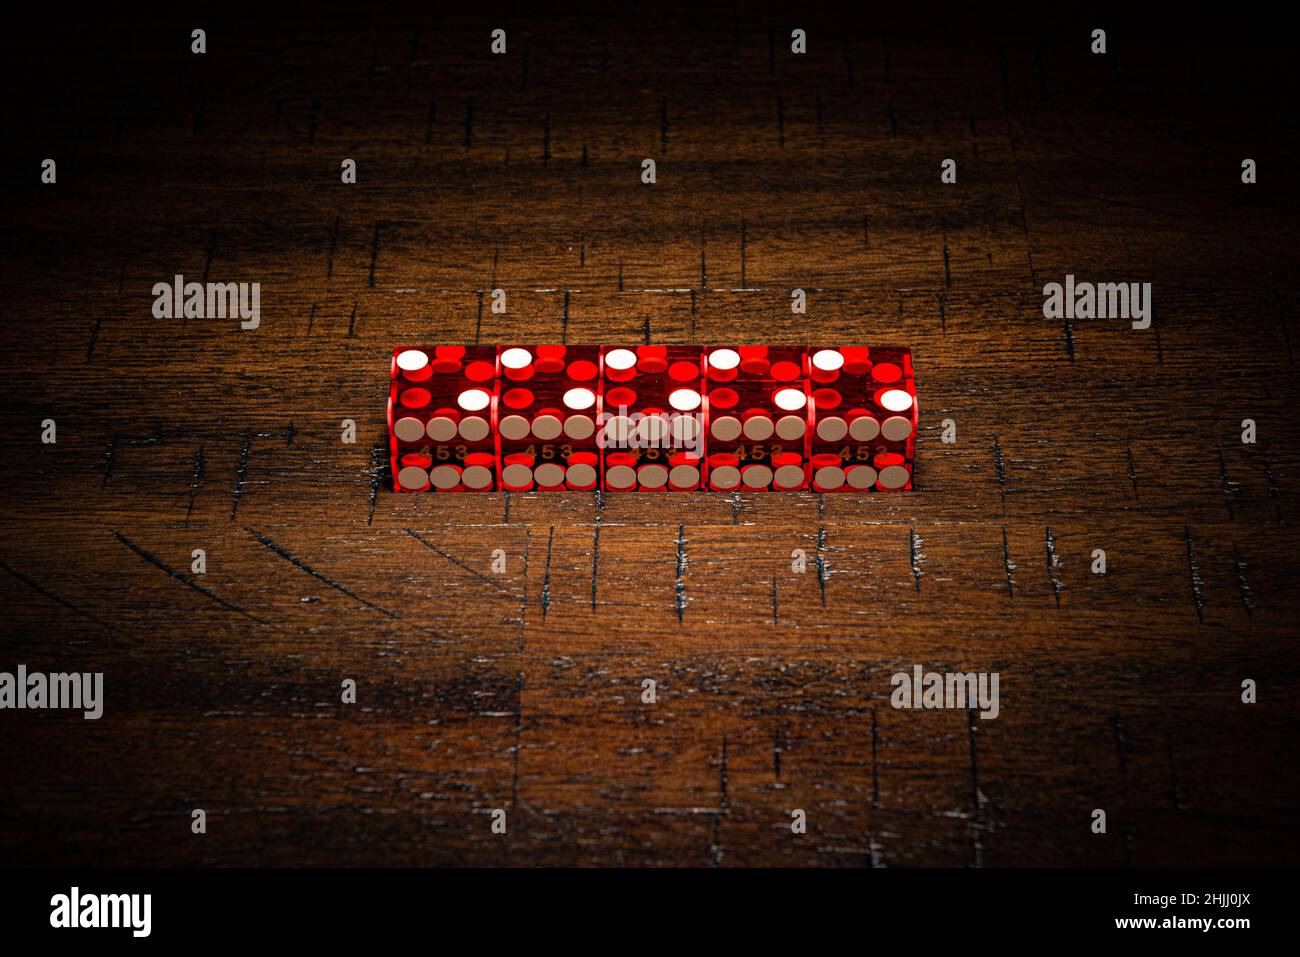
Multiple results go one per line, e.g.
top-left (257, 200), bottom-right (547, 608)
top-left (702, 346), bottom-right (811, 492)
top-left (807, 347), bottom-right (917, 492)
top-left (598, 346), bottom-right (704, 491)
top-left (496, 345), bottom-right (602, 492)
top-left (388, 346), bottom-right (499, 492)
top-left (388, 344), bottom-right (917, 493)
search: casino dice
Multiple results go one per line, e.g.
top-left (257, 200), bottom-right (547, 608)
top-left (702, 346), bottom-right (810, 492)
top-left (806, 346), bottom-right (918, 492)
top-left (388, 345), bottom-right (499, 493)
top-left (598, 346), bottom-right (704, 491)
top-left (388, 344), bottom-right (916, 493)
top-left (496, 345), bottom-right (602, 492)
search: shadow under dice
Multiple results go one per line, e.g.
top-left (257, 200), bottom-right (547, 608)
top-left (807, 346), bottom-right (918, 492)
top-left (702, 346), bottom-right (810, 492)
top-left (599, 345), bottom-right (704, 491)
top-left (389, 345), bottom-right (499, 493)
top-left (496, 345), bottom-right (602, 491)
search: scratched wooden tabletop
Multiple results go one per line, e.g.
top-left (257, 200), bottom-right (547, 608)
top-left (1, 4), bottom-right (1297, 866)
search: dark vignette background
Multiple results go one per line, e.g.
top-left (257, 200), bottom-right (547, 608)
top-left (1, 1), bottom-right (1297, 867)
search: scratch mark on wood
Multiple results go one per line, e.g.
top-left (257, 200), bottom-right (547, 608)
top-left (403, 527), bottom-right (514, 596)
top-left (230, 432), bottom-right (252, 521)
top-left (1045, 525), bottom-right (1062, 607)
top-left (867, 831), bottom-right (884, 868)
top-left (711, 737), bottom-right (729, 868)
top-left (816, 524), bottom-right (828, 606)
top-left (367, 445), bottom-right (384, 525)
top-left (590, 520), bottom-right (601, 612)
top-left (909, 526), bottom-right (924, 592)
top-left (1217, 449), bottom-right (1237, 520)
top-left (185, 445), bottom-right (205, 526)
top-left (115, 531), bottom-right (262, 623)
top-left (674, 523), bottom-right (687, 622)
top-left (102, 433), bottom-right (118, 487)
top-left (1184, 525), bottom-right (1205, 624)
top-left (992, 436), bottom-right (1008, 509)
top-left (1001, 526), bottom-right (1016, 599)
top-left (510, 671), bottom-right (524, 811)
top-left (248, 528), bottom-right (397, 620)
top-left (1231, 541), bottom-right (1254, 619)
top-left (541, 525), bottom-right (554, 618)
top-left (517, 529), bottom-right (530, 652)
top-left (1262, 458), bottom-right (1282, 522)
top-left (0, 559), bottom-right (113, 630)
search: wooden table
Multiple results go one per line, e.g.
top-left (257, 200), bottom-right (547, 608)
top-left (2, 5), bottom-right (1296, 866)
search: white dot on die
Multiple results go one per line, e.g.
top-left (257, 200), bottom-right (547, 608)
top-left (708, 348), bottom-right (740, 370)
top-left (457, 389), bottom-right (491, 411)
top-left (563, 387), bottom-right (596, 410)
top-left (774, 387), bottom-right (806, 411)
top-left (812, 349), bottom-right (844, 371)
top-left (880, 389), bottom-right (913, 412)
top-left (501, 347), bottom-right (532, 369)
top-left (396, 349), bottom-right (429, 371)
top-left (669, 388), bottom-right (702, 411)
top-left (604, 348), bottom-right (637, 370)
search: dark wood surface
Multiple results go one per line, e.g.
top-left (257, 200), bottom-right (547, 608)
top-left (2, 4), bottom-right (1297, 866)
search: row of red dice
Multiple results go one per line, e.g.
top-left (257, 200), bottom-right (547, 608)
top-left (387, 345), bottom-right (917, 493)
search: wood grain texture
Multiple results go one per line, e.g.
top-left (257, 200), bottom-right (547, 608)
top-left (1, 3), bottom-right (1297, 866)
